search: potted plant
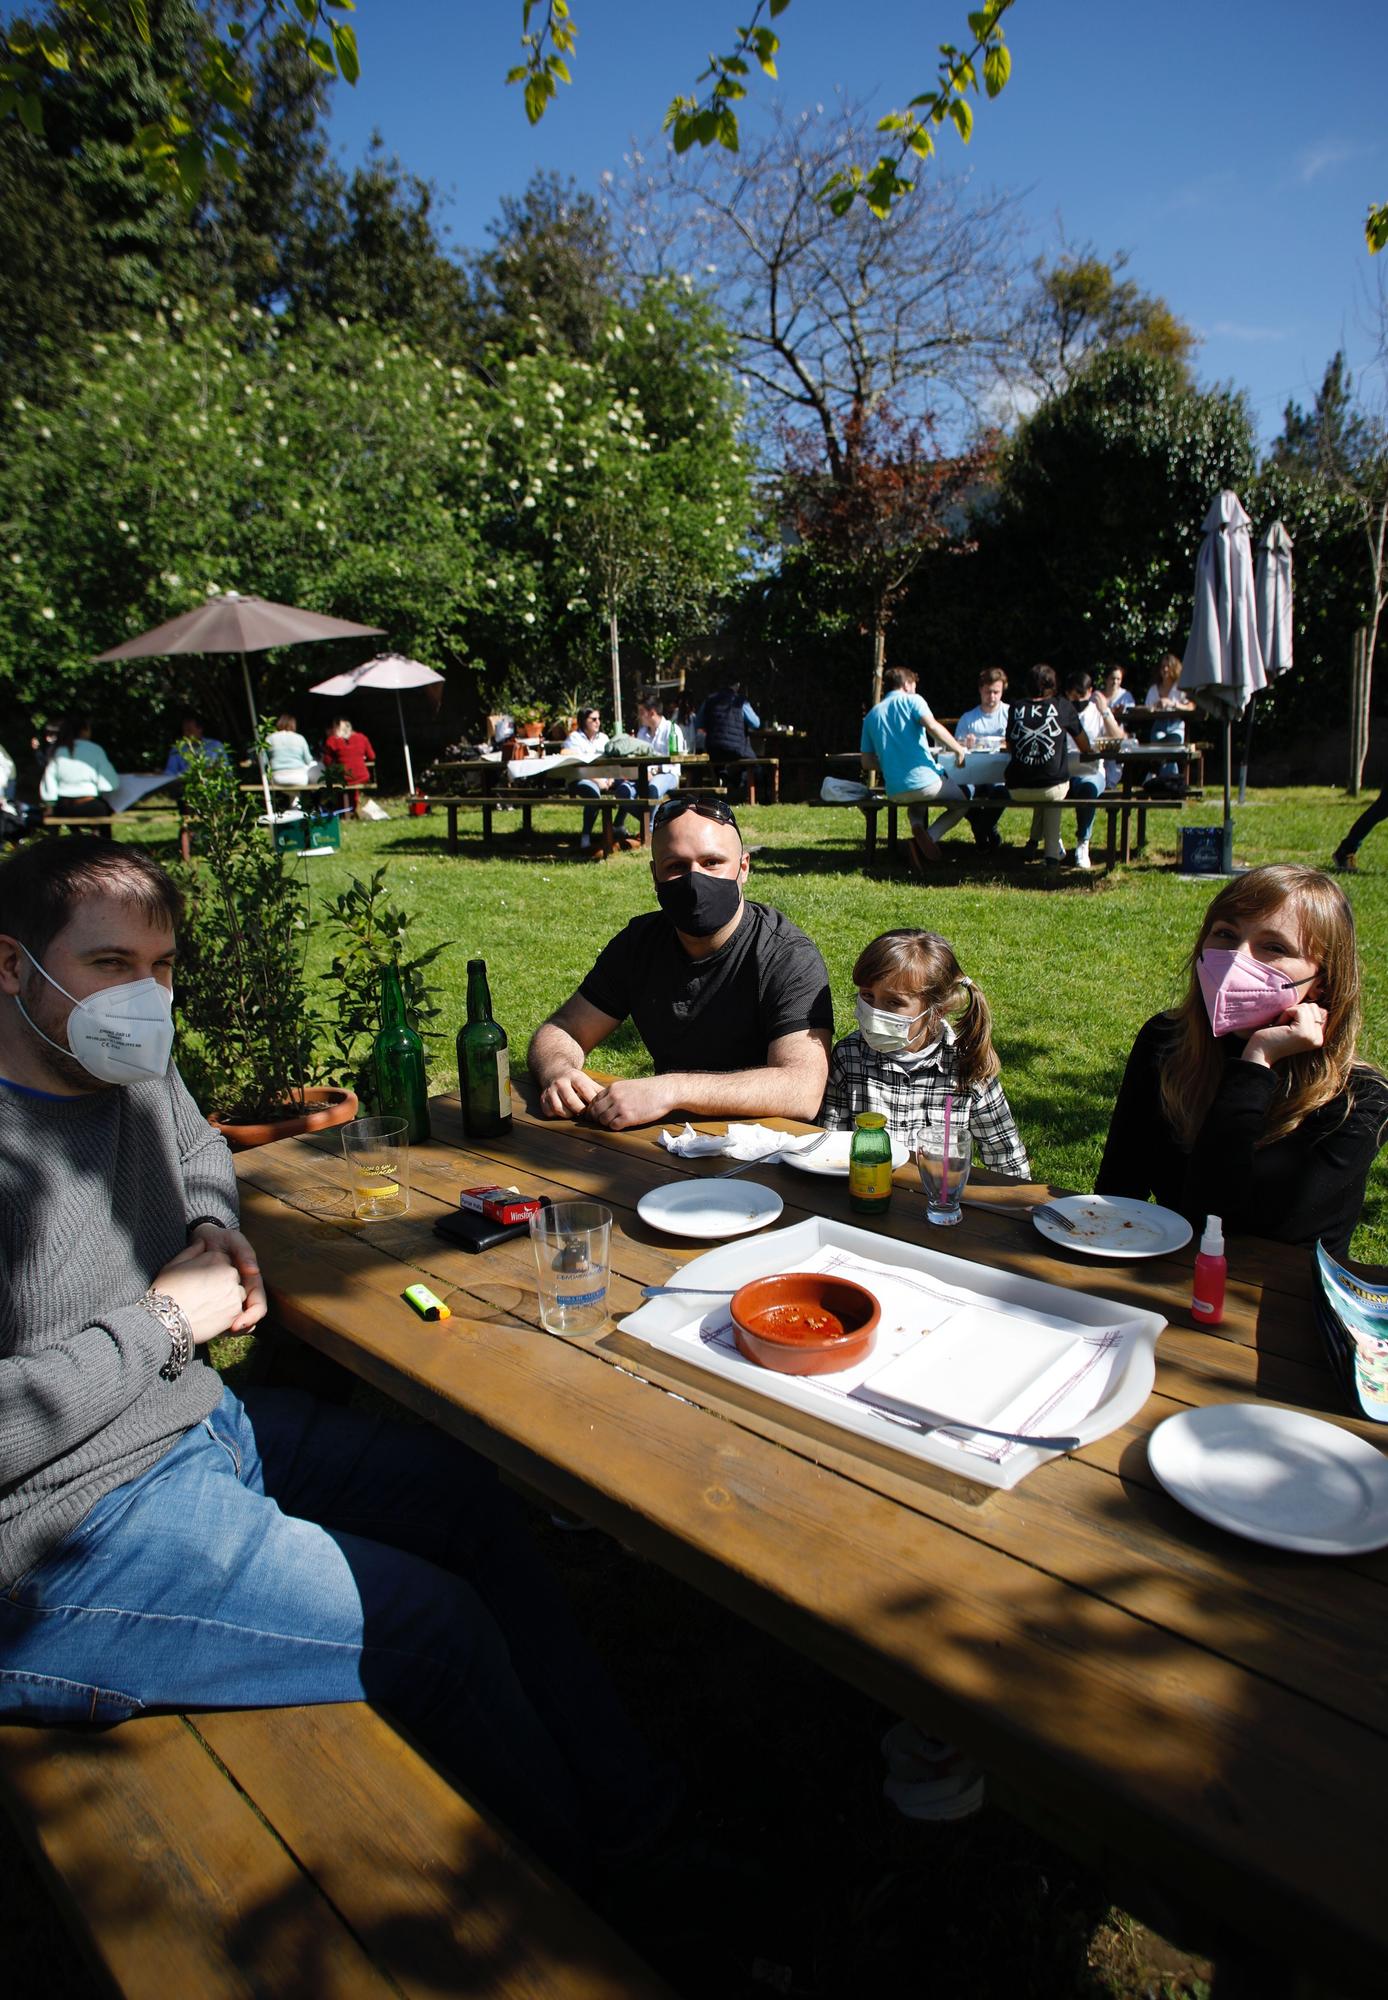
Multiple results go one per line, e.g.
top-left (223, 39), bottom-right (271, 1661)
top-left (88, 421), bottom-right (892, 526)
top-left (174, 747), bottom-right (357, 1148)
top-left (514, 702), bottom-right (547, 741)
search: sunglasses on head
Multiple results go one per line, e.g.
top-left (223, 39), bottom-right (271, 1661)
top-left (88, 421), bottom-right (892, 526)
top-left (651, 795), bottom-right (740, 833)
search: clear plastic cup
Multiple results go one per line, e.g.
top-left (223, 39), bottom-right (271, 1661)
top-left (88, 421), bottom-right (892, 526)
top-left (530, 1201), bottom-right (612, 1336)
top-left (342, 1116), bottom-right (410, 1221)
top-left (911, 1122), bottom-right (972, 1227)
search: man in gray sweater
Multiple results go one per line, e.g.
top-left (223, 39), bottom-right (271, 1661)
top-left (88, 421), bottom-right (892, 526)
top-left (0, 839), bottom-right (672, 1872)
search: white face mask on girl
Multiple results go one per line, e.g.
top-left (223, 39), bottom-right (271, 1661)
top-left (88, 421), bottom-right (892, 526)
top-left (855, 995), bottom-right (930, 1055)
top-left (16, 943), bottom-right (174, 1086)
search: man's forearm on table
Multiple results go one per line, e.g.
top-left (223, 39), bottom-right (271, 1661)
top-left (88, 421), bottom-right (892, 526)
top-left (528, 1021), bottom-right (588, 1087)
top-left (659, 1063), bottom-right (827, 1122)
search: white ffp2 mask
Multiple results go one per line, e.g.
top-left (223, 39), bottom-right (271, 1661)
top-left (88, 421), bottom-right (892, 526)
top-left (17, 944), bottom-right (174, 1085)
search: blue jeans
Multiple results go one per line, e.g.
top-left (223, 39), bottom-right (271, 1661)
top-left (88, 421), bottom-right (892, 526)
top-left (1339, 788), bottom-right (1388, 856)
top-left (573, 775), bottom-right (609, 837)
top-left (613, 771), bottom-right (677, 830)
top-left (1150, 716), bottom-right (1185, 782)
top-left (0, 1386), bottom-right (673, 1872)
top-left (1069, 772), bottom-right (1103, 846)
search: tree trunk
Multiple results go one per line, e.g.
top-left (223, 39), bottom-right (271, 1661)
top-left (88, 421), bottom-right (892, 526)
top-left (1350, 627), bottom-right (1372, 794)
top-left (608, 606), bottom-right (623, 736)
top-left (871, 621), bottom-right (887, 708)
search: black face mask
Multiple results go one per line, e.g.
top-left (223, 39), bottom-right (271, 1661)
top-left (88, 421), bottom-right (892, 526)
top-left (655, 869), bottom-right (743, 937)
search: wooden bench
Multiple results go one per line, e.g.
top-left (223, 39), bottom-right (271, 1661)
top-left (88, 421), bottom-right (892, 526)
top-left (429, 786), bottom-right (729, 859)
top-left (0, 1701), bottom-right (670, 1999)
top-left (814, 790), bottom-right (1201, 869)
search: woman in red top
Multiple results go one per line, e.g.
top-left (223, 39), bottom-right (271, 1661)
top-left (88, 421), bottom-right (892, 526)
top-left (320, 715), bottom-right (376, 810)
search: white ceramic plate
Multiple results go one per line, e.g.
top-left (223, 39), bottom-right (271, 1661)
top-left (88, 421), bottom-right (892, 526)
top-left (1033, 1194), bottom-right (1192, 1259)
top-left (782, 1131), bottom-right (910, 1177)
top-left (1148, 1403), bottom-right (1388, 1555)
top-left (636, 1180), bottom-right (783, 1240)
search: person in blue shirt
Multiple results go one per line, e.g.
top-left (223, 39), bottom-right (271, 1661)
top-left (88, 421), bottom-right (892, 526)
top-left (164, 715), bottom-right (227, 777)
top-left (859, 668), bottom-right (969, 870)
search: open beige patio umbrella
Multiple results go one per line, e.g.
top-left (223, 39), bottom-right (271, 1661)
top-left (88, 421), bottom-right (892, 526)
top-left (95, 593), bottom-right (384, 815)
top-left (308, 653), bottom-right (444, 797)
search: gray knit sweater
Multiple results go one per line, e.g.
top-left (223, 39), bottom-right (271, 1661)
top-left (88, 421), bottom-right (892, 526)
top-left (0, 1067), bottom-right (237, 1589)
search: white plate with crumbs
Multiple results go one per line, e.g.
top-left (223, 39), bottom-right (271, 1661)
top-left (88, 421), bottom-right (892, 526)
top-left (1148, 1403), bottom-right (1388, 1554)
top-left (1033, 1195), bottom-right (1191, 1259)
top-left (781, 1131), bottom-right (910, 1176)
top-left (636, 1181), bottom-right (783, 1240)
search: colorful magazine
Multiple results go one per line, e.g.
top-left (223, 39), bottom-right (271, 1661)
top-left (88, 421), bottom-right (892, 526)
top-left (1315, 1241), bottom-right (1388, 1422)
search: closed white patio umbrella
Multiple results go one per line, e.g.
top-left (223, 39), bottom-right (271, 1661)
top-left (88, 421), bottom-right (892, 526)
top-left (1238, 520), bottom-right (1295, 801)
top-left (308, 653), bottom-right (444, 797)
top-left (1180, 491), bottom-right (1268, 869)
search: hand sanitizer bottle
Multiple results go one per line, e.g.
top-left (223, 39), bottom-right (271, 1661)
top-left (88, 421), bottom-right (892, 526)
top-left (1191, 1214), bottom-right (1226, 1327)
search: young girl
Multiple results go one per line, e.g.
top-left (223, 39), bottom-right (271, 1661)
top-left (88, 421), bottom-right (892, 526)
top-left (820, 929), bottom-right (1031, 1178)
top-left (1097, 865), bottom-right (1388, 1262)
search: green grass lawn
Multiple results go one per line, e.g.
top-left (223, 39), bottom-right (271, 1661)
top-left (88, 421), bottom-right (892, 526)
top-left (132, 782), bottom-right (1384, 1260)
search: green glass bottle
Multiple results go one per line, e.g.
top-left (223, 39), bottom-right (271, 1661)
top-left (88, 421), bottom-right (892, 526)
top-left (848, 1110), bottom-right (893, 1216)
top-left (373, 962), bottom-right (431, 1144)
top-left (458, 958), bottom-right (512, 1139)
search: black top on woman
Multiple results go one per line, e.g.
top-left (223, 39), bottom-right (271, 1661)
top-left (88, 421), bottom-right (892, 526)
top-left (1097, 864), bottom-right (1388, 1263)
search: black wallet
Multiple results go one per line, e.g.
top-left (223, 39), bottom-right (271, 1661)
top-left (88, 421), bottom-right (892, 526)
top-left (432, 1198), bottom-right (550, 1255)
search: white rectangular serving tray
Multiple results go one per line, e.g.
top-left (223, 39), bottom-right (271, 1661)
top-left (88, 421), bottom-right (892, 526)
top-left (617, 1215), bottom-right (1166, 1490)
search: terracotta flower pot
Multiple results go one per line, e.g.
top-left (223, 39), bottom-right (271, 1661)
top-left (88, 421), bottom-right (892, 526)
top-left (208, 1086), bottom-right (359, 1152)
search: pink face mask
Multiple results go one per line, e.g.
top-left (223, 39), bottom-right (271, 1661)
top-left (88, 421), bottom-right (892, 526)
top-left (1196, 948), bottom-right (1314, 1038)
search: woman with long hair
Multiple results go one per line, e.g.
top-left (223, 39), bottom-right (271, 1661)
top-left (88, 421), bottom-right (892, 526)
top-left (1096, 865), bottom-right (1387, 1261)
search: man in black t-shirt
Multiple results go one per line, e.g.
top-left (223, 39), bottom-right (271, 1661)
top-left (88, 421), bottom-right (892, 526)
top-left (528, 798), bottom-right (833, 1130)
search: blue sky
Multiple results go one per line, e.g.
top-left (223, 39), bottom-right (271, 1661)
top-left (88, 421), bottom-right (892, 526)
top-left (326, 1), bottom-right (1385, 446)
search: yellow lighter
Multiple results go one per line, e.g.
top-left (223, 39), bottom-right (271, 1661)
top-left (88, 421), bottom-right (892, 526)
top-left (403, 1283), bottom-right (451, 1321)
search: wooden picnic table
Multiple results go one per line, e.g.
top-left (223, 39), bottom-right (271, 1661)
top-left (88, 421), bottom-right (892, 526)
top-left (234, 1092), bottom-right (1388, 1991)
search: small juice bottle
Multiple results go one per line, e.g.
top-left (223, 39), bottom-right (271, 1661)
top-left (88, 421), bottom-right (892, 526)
top-left (1191, 1214), bottom-right (1226, 1327)
top-left (849, 1112), bottom-right (893, 1216)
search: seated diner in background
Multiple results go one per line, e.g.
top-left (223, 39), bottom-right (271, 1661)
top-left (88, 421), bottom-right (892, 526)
top-left (1005, 664), bottom-right (1091, 870)
top-left (954, 666), bottom-right (1011, 853)
top-left (320, 713), bottom-right (381, 817)
top-left (611, 691), bottom-right (686, 839)
top-left (266, 712), bottom-right (321, 787)
top-left (529, 795), bottom-right (833, 1130)
top-left (39, 716), bottom-right (118, 817)
top-left (164, 714), bottom-right (227, 776)
top-left (1144, 650), bottom-right (1197, 785)
top-left (1096, 864), bottom-right (1388, 1264)
top-left (564, 706), bottom-right (613, 853)
top-left (859, 666), bottom-right (970, 870)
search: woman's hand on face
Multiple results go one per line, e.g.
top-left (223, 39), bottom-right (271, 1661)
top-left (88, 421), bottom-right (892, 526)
top-left (1241, 1001), bottom-right (1328, 1069)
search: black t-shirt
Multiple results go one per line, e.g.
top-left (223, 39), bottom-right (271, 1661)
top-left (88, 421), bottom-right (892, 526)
top-left (579, 900), bottom-right (833, 1074)
top-left (1005, 696), bottom-right (1082, 787)
top-left (1095, 1013), bottom-right (1388, 1263)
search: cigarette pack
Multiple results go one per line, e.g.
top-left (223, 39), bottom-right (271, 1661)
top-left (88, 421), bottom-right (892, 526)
top-left (457, 1184), bottom-right (544, 1226)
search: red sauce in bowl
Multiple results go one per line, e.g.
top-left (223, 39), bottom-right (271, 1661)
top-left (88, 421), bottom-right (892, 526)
top-left (743, 1303), bottom-right (848, 1343)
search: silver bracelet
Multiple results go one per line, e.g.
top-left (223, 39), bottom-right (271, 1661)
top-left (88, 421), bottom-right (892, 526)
top-left (144, 1289), bottom-right (195, 1381)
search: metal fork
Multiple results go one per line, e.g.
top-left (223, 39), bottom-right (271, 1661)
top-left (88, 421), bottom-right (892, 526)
top-left (716, 1130), bottom-right (830, 1178)
top-left (1031, 1203), bottom-right (1079, 1234)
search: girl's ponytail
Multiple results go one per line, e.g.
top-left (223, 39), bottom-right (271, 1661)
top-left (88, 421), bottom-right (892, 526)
top-left (950, 975), bottom-right (1000, 1091)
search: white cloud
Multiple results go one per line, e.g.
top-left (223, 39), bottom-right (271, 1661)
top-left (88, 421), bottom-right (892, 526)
top-left (1295, 139), bottom-right (1369, 184)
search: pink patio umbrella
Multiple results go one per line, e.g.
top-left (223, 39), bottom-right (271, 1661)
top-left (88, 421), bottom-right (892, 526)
top-left (95, 593), bottom-right (384, 815)
top-left (308, 653), bottom-right (444, 797)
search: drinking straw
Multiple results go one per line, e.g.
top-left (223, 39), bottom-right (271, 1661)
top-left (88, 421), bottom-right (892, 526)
top-left (942, 1091), bottom-right (954, 1201)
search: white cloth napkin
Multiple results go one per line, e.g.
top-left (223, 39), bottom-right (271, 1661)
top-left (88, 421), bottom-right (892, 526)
top-left (657, 1121), bottom-right (823, 1162)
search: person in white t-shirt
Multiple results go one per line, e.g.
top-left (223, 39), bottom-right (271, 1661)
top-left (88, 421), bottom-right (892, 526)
top-left (1061, 669), bottom-right (1122, 870)
top-left (566, 707), bottom-right (613, 852)
top-left (611, 692), bottom-right (686, 843)
top-left (953, 666), bottom-right (1011, 852)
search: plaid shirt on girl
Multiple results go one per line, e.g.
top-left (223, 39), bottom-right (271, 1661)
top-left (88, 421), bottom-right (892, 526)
top-left (820, 1024), bottom-right (1031, 1178)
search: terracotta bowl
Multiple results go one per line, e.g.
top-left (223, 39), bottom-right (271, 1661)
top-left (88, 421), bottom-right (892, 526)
top-left (730, 1272), bottom-right (881, 1377)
